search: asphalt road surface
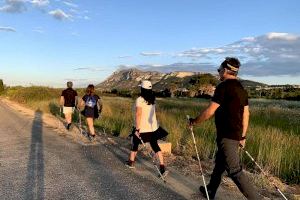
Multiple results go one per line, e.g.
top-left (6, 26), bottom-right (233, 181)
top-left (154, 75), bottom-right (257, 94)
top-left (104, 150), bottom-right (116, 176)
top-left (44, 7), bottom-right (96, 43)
top-left (0, 100), bottom-right (187, 200)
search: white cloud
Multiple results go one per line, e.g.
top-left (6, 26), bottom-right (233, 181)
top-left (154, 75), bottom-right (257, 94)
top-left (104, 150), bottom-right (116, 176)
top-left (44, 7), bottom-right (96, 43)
top-left (0, 0), bottom-right (27, 13)
top-left (31, 0), bottom-right (49, 7)
top-left (69, 8), bottom-right (79, 14)
top-left (177, 32), bottom-right (300, 76)
top-left (280, 54), bottom-right (298, 59)
top-left (118, 55), bottom-right (132, 59)
top-left (0, 0), bottom-right (84, 22)
top-left (266, 32), bottom-right (299, 41)
top-left (177, 48), bottom-right (226, 58)
top-left (32, 27), bottom-right (44, 33)
top-left (242, 37), bottom-right (256, 42)
top-left (63, 1), bottom-right (78, 8)
top-left (64, 78), bottom-right (87, 82)
top-left (117, 64), bottom-right (135, 69)
top-left (74, 67), bottom-right (106, 72)
top-left (0, 26), bottom-right (16, 32)
top-left (140, 52), bottom-right (162, 56)
top-left (49, 9), bottom-right (70, 20)
top-left (120, 63), bottom-right (215, 74)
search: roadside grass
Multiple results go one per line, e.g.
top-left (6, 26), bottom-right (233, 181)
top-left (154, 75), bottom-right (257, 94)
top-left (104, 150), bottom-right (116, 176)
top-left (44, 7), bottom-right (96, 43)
top-left (3, 86), bottom-right (300, 184)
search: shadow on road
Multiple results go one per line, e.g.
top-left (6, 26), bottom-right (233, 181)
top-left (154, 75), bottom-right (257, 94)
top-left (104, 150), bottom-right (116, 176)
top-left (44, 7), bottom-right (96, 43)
top-left (25, 109), bottom-right (45, 200)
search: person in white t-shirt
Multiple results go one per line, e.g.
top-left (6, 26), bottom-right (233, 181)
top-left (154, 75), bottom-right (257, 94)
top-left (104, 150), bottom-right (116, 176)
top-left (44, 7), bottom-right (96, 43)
top-left (125, 80), bottom-right (168, 175)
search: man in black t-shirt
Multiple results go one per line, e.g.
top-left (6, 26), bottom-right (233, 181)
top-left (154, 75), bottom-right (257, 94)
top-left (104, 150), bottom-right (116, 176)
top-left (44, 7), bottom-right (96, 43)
top-left (60, 81), bottom-right (78, 130)
top-left (189, 57), bottom-right (260, 199)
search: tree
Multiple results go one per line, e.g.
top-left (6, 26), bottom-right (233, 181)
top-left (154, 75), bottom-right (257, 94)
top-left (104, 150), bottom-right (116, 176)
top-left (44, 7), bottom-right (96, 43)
top-left (189, 74), bottom-right (218, 87)
top-left (0, 79), bottom-right (4, 93)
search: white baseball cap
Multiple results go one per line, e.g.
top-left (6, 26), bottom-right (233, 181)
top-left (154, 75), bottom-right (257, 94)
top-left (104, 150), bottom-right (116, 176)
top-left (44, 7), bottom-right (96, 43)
top-left (139, 80), bottom-right (152, 89)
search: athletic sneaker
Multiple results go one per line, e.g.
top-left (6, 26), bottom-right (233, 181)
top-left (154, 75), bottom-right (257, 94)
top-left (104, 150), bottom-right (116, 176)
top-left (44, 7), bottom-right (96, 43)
top-left (199, 186), bottom-right (215, 199)
top-left (125, 160), bottom-right (135, 169)
top-left (89, 134), bottom-right (96, 141)
top-left (159, 165), bottom-right (168, 176)
top-left (67, 123), bottom-right (72, 130)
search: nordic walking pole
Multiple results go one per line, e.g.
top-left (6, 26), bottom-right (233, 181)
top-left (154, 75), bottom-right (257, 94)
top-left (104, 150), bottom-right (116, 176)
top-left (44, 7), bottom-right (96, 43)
top-left (60, 106), bottom-right (63, 117)
top-left (187, 115), bottom-right (210, 200)
top-left (135, 132), bottom-right (167, 183)
top-left (239, 144), bottom-right (288, 200)
top-left (57, 106), bottom-right (62, 130)
top-left (77, 107), bottom-right (82, 135)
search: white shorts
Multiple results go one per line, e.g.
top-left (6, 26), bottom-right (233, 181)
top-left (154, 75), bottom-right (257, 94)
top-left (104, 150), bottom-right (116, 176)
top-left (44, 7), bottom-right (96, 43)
top-left (63, 106), bottom-right (75, 114)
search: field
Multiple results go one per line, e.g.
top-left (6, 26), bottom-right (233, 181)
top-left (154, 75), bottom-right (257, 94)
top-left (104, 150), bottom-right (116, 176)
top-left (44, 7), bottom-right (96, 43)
top-left (2, 86), bottom-right (300, 184)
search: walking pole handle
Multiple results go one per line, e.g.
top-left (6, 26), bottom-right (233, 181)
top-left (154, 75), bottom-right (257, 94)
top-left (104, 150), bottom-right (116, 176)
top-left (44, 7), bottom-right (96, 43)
top-left (186, 115), bottom-right (193, 132)
top-left (134, 129), bottom-right (141, 140)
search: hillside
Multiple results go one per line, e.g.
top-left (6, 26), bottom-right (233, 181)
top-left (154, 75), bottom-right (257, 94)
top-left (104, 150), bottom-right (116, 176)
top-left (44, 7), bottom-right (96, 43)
top-left (96, 68), bottom-right (165, 91)
top-left (96, 68), bottom-right (269, 97)
top-left (240, 79), bottom-right (268, 87)
top-left (96, 68), bottom-right (217, 95)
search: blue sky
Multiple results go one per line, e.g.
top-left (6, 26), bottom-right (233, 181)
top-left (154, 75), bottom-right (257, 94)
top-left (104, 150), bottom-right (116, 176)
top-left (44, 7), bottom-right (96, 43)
top-left (1, 0), bottom-right (300, 87)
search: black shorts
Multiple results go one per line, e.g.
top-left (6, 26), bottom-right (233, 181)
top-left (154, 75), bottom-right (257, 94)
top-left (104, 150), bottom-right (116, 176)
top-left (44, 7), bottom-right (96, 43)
top-left (81, 107), bottom-right (99, 118)
top-left (131, 126), bottom-right (168, 143)
top-left (131, 127), bottom-right (168, 152)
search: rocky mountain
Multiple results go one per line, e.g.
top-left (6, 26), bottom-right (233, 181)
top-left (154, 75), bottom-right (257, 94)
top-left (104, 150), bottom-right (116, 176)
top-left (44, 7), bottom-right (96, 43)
top-left (96, 68), bottom-right (199, 90)
top-left (96, 68), bottom-right (217, 97)
top-left (96, 68), bottom-right (203, 90)
top-left (96, 68), bottom-right (164, 91)
top-left (96, 68), bottom-right (268, 97)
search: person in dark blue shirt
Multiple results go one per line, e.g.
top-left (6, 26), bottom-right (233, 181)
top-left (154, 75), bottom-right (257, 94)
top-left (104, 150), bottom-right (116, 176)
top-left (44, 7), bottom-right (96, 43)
top-left (80, 84), bottom-right (102, 140)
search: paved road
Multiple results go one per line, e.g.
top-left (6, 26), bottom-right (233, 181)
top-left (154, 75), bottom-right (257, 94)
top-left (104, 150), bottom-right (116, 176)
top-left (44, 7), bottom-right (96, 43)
top-left (0, 101), bottom-right (186, 200)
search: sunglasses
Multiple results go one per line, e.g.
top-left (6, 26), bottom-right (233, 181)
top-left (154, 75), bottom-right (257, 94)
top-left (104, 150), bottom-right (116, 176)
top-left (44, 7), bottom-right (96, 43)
top-left (217, 68), bottom-right (224, 73)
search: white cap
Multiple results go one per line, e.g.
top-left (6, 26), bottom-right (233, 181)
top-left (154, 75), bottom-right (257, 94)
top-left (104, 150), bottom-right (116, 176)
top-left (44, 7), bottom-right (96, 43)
top-left (139, 80), bottom-right (152, 89)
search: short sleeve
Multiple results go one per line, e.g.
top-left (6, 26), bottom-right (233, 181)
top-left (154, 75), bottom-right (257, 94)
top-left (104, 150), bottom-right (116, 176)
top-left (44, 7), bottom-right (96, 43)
top-left (75, 90), bottom-right (78, 96)
top-left (136, 97), bottom-right (143, 107)
top-left (61, 90), bottom-right (65, 96)
top-left (212, 83), bottom-right (225, 105)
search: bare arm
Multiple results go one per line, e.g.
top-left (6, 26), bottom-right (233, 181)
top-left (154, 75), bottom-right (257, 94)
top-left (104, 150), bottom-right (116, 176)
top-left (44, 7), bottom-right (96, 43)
top-left (192, 101), bottom-right (220, 125)
top-left (240, 105), bottom-right (249, 147)
top-left (97, 99), bottom-right (103, 113)
top-left (79, 98), bottom-right (85, 109)
top-left (135, 106), bottom-right (142, 131)
top-left (242, 105), bottom-right (249, 137)
top-left (75, 96), bottom-right (78, 107)
top-left (60, 96), bottom-right (64, 107)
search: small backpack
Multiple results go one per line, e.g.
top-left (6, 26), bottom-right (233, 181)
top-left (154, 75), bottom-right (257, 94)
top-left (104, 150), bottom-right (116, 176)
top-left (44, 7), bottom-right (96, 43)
top-left (85, 95), bottom-right (97, 108)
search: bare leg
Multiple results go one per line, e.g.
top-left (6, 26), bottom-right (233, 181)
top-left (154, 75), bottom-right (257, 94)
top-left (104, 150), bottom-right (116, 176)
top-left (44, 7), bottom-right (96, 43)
top-left (150, 139), bottom-right (164, 165)
top-left (156, 151), bottom-right (164, 165)
top-left (65, 113), bottom-right (72, 124)
top-left (86, 117), bottom-right (95, 135)
top-left (129, 151), bottom-right (137, 161)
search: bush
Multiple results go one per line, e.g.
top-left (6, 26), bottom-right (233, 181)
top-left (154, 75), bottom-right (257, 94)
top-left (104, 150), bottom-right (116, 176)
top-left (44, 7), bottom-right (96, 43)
top-left (0, 79), bottom-right (4, 94)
